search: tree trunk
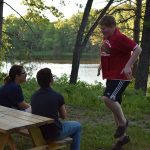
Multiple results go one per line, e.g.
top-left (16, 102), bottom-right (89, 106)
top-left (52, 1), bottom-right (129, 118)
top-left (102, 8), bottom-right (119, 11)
top-left (70, 0), bottom-right (94, 84)
top-left (135, 0), bottom-right (150, 94)
top-left (132, 0), bottom-right (142, 78)
top-left (0, 0), bottom-right (3, 48)
top-left (133, 0), bottom-right (142, 44)
top-left (70, 0), bottom-right (114, 84)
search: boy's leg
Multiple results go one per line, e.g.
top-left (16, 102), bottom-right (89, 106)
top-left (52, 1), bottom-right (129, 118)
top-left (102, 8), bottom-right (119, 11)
top-left (102, 80), bottom-right (130, 138)
top-left (113, 110), bottom-right (121, 126)
top-left (103, 97), bottom-right (126, 126)
top-left (57, 121), bottom-right (81, 150)
top-left (113, 96), bottom-right (122, 126)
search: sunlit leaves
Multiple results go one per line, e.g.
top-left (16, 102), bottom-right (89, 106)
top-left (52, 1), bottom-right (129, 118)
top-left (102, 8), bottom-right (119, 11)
top-left (22, 0), bottom-right (64, 19)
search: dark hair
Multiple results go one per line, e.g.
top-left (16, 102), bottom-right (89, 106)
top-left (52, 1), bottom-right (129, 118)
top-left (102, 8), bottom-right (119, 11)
top-left (99, 15), bottom-right (116, 27)
top-left (36, 68), bottom-right (53, 88)
top-left (4, 65), bottom-right (24, 84)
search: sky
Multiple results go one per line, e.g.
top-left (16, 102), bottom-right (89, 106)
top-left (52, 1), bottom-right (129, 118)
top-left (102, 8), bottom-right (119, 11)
top-left (3, 0), bottom-right (106, 21)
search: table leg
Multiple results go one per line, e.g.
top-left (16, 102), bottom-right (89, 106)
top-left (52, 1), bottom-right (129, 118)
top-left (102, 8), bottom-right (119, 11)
top-left (0, 133), bottom-right (16, 150)
top-left (0, 133), bottom-right (9, 150)
top-left (7, 135), bottom-right (17, 150)
top-left (28, 127), bottom-right (47, 146)
top-left (28, 127), bottom-right (67, 150)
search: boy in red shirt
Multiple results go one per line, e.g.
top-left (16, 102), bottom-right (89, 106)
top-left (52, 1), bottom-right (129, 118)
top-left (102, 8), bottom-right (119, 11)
top-left (98, 15), bottom-right (142, 150)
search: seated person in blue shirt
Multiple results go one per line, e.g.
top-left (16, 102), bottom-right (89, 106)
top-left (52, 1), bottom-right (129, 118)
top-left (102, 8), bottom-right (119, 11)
top-left (31, 68), bottom-right (81, 150)
top-left (0, 65), bottom-right (30, 111)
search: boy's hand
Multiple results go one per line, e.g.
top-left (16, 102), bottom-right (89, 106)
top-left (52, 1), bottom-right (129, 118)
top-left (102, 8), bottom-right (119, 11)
top-left (121, 66), bottom-right (132, 80)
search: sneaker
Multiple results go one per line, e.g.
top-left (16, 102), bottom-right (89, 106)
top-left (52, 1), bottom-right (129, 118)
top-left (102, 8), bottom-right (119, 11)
top-left (114, 120), bottom-right (128, 138)
top-left (111, 135), bottom-right (130, 150)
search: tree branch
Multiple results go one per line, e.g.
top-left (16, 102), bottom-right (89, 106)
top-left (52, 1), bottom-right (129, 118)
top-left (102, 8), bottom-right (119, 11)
top-left (107, 0), bottom-right (127, 14)
top-left (110, 8), bottom-right (135, 15)
top-left (3, 2), bottom-right (35, 35)
top-left (118, 15), bottom-right (135, 24)
top-left (82, 0), bottom-right (114, 47)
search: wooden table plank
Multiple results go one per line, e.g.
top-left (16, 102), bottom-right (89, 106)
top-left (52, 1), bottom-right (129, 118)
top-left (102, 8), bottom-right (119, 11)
top-left (0, 115), bottom-right (35, 133)
top-left (0, 105), bottom-right (55, 150)
top-left (0, 120), bottom-right (17, 133)
top-left (0, 105), bottom-right (11, 111)
top-left (0, 106), bottom-right (54, 133)
top-left (0, 105), bottom-right (53, 121)
top-left (1, 111), bottom-right (53, 124)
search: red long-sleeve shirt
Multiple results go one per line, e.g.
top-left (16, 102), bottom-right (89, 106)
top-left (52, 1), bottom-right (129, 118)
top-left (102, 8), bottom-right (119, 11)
top-left (100, 28), bottom-right (137, 80)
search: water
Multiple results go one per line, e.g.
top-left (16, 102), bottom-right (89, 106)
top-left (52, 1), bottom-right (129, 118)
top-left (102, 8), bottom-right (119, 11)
top-left (1, 62), bottom-right (106, 85)
top-left (2, 62), bottom-right (149, 87)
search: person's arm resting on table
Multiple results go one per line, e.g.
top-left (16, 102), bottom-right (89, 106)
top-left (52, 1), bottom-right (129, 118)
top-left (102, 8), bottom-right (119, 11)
top-left (18, 101), bottom-right (31, 110)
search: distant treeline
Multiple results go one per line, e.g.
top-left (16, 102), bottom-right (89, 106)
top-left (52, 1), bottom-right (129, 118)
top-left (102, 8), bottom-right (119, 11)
top-left (2, 11), bottom-right (100, 61)
top-left (2, 6), bottom-right (136, 61)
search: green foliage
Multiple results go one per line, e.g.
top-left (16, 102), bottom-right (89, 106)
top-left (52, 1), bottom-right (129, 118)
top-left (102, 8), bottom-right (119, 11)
top-left (123, 89), bottom-right (150, 119)
top-left (21, 74), bottom-right (104, 108)
top-left (22, 0), bottom-right (64, 19)
top-left (2, 10), bottom-right (99, 61)
top-left (21, 78), bottom-right (38, 102)
top-left (81, 124), bottom-right (115, 149)
top-left (52, 74), bottom-right (104, 108)
top-left (0, 72), bottom-right (7, 83)
top-left (10, 76), bottom-right (150, 150)
top-left (22, 75), bottom-right (150, 113)
top-left (3, 1), bottom-right (146, 62)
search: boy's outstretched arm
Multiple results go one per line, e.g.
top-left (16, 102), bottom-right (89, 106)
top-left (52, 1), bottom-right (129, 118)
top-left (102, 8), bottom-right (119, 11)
top-left (121, 46), bottom-right (142, 80)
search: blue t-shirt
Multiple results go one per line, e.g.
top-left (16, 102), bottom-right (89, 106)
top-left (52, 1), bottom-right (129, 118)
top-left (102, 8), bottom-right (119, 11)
top-left (31, 87), bottom-right (65, 139)
top-left (0, 82), bottom-right (24, 109)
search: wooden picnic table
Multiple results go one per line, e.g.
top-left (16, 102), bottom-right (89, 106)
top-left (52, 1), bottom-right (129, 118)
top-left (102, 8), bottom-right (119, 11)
top-left (0, 105), bottom-right (54, 150)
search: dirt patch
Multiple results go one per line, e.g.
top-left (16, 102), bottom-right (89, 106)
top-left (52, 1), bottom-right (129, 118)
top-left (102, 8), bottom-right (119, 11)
top-left (66, 105), bottom-right (150, 132)
top-left (66, 105), bottom-right (113, 125)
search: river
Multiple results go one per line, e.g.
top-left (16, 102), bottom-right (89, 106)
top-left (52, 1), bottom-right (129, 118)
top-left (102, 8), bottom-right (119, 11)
top-left (1, 62), bottom-right (106, 85)
top-left (1, 61), bottom-right (150, 87)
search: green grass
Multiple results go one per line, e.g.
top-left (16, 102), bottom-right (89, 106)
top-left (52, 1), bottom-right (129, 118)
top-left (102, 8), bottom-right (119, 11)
top-left (3, 76), bottom-right (150, 150)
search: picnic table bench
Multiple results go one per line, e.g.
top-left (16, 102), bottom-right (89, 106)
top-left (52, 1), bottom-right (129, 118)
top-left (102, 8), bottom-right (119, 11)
top-left (0, 105), bottom-right (72, 150)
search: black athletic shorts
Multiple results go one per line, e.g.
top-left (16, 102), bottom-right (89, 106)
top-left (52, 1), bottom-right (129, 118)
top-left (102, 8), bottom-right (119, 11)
top-left (103, 80), bottom-right (130, 104)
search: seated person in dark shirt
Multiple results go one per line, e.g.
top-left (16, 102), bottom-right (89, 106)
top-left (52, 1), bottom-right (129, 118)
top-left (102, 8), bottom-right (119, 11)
top-left (31, 68), bottom-right (81, 150)
top-left (0, 65), bottom-right (30, 111)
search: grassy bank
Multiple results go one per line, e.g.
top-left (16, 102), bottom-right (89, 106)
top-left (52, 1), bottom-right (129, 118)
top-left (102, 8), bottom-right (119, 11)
top-left (7, 51), bottom-right (99, 63)
top-left (3, 76), bottom-right (150, 150)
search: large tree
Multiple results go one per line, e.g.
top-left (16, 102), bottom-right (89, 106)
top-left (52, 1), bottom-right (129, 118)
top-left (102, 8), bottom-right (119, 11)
top-left (133, 0), bottom-right (142, 44)
top-left (0, 0), bottom-right (3, 48)
top-left (70, 0), bottom-right (114, 84)
top-left (135, 0), bottom-right (150, 94)
top-left (132, 0), bottom-right (142, 77)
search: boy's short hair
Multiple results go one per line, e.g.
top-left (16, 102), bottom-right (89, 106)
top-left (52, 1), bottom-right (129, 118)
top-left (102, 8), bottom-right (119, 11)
top-left (36, 68), bottom-right (53, 88)
top-left (99, 15), bottom-right (116, 27)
